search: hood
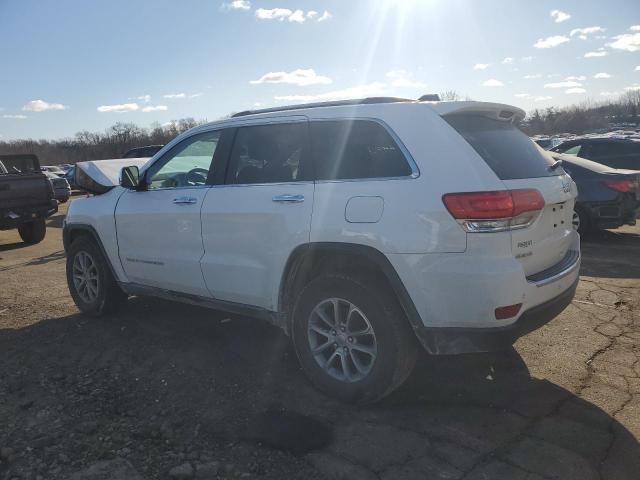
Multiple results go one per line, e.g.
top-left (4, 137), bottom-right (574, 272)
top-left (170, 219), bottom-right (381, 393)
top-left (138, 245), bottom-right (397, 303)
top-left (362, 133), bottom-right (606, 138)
top-left (75, 158), bottom-right (150, 194)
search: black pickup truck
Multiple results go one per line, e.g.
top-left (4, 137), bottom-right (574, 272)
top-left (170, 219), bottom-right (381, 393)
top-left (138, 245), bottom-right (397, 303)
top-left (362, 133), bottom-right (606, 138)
top-left (0, 154), bottom-right (58, 244)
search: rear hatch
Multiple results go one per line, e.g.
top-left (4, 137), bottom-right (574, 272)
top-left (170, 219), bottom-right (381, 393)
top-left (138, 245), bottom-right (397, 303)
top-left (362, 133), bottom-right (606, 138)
top-left (441, 107), bottom-right (576, 276)
top-left (0, 155), bottom-right (52, 209)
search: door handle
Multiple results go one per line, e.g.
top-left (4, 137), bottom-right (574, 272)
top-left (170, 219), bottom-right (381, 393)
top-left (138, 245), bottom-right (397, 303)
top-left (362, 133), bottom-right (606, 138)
top-left (173, 196), bottom-right (198, 205)
top-left (272, 194), bottom-right (304, 203)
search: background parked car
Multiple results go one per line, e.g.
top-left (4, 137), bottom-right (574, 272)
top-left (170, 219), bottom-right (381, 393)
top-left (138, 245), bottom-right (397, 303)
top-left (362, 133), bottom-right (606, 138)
top-left (122, 145), bottom-right (164, 158)
top-left (41, 165), bottom-right (66, 178)
top-left (44, 171), bottom-right (71, 203)
top-left (554, 153), bottom-right (640, 233)
top-left (532, 136), bottom-right (562, 150)
top-left (551, 137), bottom-right (640, 170)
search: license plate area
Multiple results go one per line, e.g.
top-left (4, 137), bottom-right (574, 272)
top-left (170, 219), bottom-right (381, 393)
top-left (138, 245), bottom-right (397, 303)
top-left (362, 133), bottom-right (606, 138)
top-left (547, 202), bottom-right (569, 231)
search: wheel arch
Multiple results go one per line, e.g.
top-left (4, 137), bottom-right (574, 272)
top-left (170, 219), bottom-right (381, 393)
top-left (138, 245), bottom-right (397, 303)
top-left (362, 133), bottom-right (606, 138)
top-left (278, 242), bottom-right (423, 335)
top-left (63, 224), bottom-right (119, 280)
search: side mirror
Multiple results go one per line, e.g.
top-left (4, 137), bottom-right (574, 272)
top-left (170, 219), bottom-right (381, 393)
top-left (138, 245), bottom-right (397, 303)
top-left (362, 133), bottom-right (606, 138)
top-left (120, 166), bottom-right (140, 189)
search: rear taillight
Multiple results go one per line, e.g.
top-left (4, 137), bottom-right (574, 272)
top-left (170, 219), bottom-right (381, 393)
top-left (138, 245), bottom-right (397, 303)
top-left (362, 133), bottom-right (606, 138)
top-left (605, 179), bottom-right (638, 193)
top-left (442, 189), bottom-right (545, 233)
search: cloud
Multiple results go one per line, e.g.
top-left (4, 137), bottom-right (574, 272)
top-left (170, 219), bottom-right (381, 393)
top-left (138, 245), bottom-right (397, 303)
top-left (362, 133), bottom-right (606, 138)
top-left (129, 94), bottom-right (151, 103)
top-left (274, 82), bottom-right (386, 102)
top-left (625, 84), bottom-right (640, 91)
top-left (254, 8), bottom-right (329, 23)
top-left (521, 56), bottom-right (534, 63)
top-left (535, 96), bottom-right (553, 101)
top-left (386, 70), bottom-right (426, 88)
top-left (607, 32), bottom-right (640, 52)
top-left (2, 114), bottom-right (28, 119)
top-left (189, 93), bottom-right (203, 98)
top-left (584, 50), bottom-right (608, 58)
top-left (473, 63), bottom-right (490, 70)
top-left (163, 93), bottom-right (186, 99)
top-left (97, 103), bottom-right (139, 113)
top-left (255, 8), bottom-right (291, 20)
top-left (545, 80), bottom-right (582, 88)
top-left (550, 10), bottom-right (571, 23)
top-left (141, 105), bottom-right (168, 113)
top-left (318, 11), bottom-right (332, 22)
top-left (502, 57), bottom-right (514, 64)
top-left (636, 66), bottom-right (640, 71)
top-left (566, 88), bottom-right (587, 94)
top-left (600, 91), bottom-right (622, 96)
top-left (22, 99), bottom-right (67, 112)
top-left (482, 79), bottom-right (504, 87)
top-left (565, 75), bottom-right (586, 81)
top-left (630, 25), bottom-right (640, 31)
top-left (534, 35), bottom-right (570, 48)
top-left (524, 74), bottom-right (542, 79)
top-left (514, 93), bottom-right (530, 98)
top-left (221, 0), bottom-right (250, 11)
top-left (594, 72), bottom-right (612, 79)
top-left (250, 69), bottom-right (332, 86)
top-left (288, 9), bottom-right (306, 23)
top-left (570, 26), bottom-right (605, 37)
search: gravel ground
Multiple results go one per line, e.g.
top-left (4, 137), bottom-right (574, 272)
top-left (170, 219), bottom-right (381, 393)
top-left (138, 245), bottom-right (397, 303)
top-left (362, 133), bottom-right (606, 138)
top-left (1, 202), bottom-right (639, 480)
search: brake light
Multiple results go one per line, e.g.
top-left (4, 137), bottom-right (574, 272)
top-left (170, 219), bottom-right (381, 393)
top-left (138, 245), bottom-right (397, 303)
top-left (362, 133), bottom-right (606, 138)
top-left (605, 179), bottom-right (637, 193)
top-left (442, 189), bottom-right (545, 232)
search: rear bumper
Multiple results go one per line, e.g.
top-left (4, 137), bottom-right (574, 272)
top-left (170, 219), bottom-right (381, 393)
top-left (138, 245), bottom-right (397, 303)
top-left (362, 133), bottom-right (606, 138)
top-left (582, 199), bottom-right (640, 229)
top-left (387, 231), bottom-right (581, 355)
top-left (0, 201), bottom-right (58, 230)
top-left (415, 277), bottom-right (578, 354)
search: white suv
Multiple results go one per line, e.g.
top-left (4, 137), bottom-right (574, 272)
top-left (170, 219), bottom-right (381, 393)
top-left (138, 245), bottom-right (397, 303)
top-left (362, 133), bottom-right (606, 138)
top-left (63, 98), bottom-right (580, 403)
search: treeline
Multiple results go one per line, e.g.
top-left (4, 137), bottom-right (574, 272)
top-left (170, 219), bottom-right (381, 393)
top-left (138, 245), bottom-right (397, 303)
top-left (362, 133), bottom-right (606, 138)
top-left (521, 90), bottom-right (640, 136)
top-left (0, 118), bottom-right (207, 166)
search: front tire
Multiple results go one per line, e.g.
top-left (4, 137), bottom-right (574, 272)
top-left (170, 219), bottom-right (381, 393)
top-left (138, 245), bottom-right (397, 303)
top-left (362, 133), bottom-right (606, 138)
top-left (18, 219), bottom-right (46, 244)
top-left (66, 237), bottom-right (127, 316)
top-left (291, 274), bottom-right (417, 404)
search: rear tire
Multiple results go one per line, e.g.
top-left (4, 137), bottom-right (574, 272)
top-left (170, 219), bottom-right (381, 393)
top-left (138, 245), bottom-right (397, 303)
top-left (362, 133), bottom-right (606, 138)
top-left (18, 219), bottom-right (46, 244)
top-left (291, 274), bottom-right (418, 404)
top-left (66, 237), bottom-right (127, 316)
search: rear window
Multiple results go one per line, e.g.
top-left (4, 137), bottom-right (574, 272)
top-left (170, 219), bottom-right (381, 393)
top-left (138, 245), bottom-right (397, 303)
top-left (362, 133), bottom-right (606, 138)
top-left (0, 156), bottom-right (40, 175)
top-left (445, 115), bottom-right (558, 180)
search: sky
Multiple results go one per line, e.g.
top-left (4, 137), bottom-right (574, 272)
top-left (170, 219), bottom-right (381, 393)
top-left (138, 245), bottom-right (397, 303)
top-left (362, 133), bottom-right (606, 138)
top-left (0, 0), bottom-right (639, 140)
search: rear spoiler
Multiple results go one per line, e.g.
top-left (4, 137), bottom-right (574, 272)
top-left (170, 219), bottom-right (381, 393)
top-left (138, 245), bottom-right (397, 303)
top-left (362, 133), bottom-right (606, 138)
top-left (429, 101), bottom-right (526, 123)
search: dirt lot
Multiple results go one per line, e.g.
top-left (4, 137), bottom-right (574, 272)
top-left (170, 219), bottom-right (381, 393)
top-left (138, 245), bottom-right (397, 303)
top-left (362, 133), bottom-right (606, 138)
top-left (1, 201), bottom-right (639, 480)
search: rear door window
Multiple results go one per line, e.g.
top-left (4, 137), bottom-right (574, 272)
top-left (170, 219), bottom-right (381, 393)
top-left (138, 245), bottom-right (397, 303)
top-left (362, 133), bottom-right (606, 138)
top-left (444, 115), bottom-right (558, 180)
top-left (226, 122), bottom-right (309, 184)
top-left (310, 120), bottom-right (412, 180)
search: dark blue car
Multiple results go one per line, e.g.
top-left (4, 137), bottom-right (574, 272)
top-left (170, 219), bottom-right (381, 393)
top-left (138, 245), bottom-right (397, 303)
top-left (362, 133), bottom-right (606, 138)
top-left (554, 154), bottom-right (640, 233)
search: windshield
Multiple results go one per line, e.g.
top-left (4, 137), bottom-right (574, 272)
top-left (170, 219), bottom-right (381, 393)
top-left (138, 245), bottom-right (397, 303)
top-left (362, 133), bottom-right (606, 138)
top-left (445, 115), bottom-right (559, 180)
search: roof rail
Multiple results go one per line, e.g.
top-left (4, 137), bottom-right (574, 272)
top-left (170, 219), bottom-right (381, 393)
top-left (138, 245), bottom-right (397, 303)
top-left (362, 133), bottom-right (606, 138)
top-left (231, 97), bottom-right (415, 118)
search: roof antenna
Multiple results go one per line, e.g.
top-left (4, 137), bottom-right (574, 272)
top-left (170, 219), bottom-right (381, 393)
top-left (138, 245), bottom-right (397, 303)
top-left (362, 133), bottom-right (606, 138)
top-left (418, 94), bottom-right (441, 102)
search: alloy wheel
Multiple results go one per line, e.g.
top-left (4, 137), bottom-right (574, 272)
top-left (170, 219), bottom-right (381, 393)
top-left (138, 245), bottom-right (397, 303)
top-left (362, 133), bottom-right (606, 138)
top-left (72, 251), bottom-right (100, 304)
top-left (307, 298), bottom-right (377, 383)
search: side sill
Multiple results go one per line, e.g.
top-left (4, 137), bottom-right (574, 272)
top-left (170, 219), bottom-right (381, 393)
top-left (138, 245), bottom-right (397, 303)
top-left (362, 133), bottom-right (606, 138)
top-left (119, 282), bottom-right (286, 331)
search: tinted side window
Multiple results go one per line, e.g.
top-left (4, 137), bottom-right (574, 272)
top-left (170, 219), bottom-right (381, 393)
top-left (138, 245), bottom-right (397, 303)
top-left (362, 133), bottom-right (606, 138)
top-left (226, 123), bottom-right (308, 185)
top-left (310, 120), bottom-right (412, 181)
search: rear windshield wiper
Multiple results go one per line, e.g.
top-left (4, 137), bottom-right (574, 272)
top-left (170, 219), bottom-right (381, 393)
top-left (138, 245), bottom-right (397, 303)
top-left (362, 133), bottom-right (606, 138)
top-left (548, 159), bottom-right (563, 171)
